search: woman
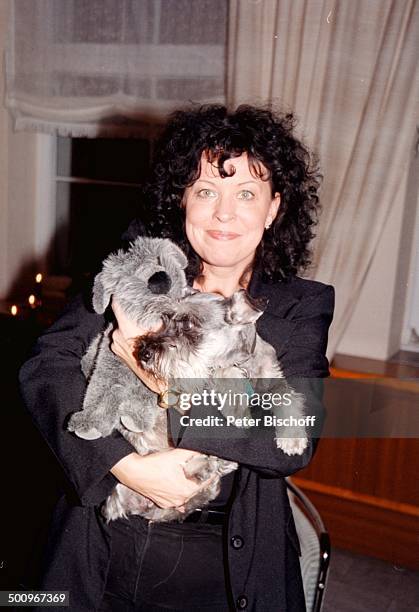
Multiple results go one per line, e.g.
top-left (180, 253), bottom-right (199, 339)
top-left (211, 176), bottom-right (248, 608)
top-left (19, 104), bottom-right (335, 611)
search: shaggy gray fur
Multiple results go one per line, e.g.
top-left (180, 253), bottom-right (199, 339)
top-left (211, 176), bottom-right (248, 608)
top-left (67, 237), bottom-right (307, 523)
top-left (137, 289), bottom-right (308, 453)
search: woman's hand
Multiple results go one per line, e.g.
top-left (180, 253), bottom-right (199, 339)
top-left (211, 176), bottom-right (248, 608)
top-left (110, 298), bottom-right (167, 395)
top-left (111, 449), bottom-right (215, 511)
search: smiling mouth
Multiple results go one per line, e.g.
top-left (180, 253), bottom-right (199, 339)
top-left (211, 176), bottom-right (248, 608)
top-left (206, 230), bottom-right (241, 240)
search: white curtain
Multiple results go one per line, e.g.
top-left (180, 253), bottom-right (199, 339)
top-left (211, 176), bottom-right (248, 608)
top-left (6, 0), bottom-right (227, 137)
top-left (227, 0), bottom-right (419, 360)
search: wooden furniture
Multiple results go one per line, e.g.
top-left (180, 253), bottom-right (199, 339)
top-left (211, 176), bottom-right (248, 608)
top-left (291, 354), bottom-right (419, 570)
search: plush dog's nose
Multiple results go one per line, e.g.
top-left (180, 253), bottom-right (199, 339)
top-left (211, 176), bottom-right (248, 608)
top-left (148, 271), bottom-right (172, 294)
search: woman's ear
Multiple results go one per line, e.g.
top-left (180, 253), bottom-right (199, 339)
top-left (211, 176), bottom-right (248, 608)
top-left (265, 193), bottom-right (281, 229)
top-left (270, 192), bottom-right (281, 221)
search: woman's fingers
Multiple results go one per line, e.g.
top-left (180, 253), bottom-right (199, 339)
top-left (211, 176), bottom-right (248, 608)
top-left (110, 300), bottom-right (168, 392)
top-left (110, 328), bottom-right (128, 354)
top-left (113, 449), bottom-right (217, 510)
top-left (111, 329), bottom-right (136, 362)
top-left (110, 328), bottom-right (167, 394)
top-left (110, 329), bottom-right (136, 365)
top-left (112, 298), bottom-right (162, 340)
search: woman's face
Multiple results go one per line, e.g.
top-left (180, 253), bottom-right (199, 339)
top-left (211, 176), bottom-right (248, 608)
top-left (183, 153), bottom-right (280, 271)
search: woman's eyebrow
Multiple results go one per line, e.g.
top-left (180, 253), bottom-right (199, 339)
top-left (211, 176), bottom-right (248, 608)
top-left (193, 179), bottom-right (262, 187)
top-left (194, 179), bottom-right (217, 185)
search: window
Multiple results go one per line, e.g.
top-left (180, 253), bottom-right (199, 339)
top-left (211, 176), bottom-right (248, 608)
top-left (8, 0), bottom-right (227, 135)
top-left (52, 135), bottom-right (152, 283)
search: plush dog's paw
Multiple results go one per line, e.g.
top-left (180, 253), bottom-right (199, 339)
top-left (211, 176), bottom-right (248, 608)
top-left (274, 436), bottom-right (308, 456)
top-left (120, 414), bottom-right (144, 433)
top-left (67, 411), bottom-right (109, 440)
top-left (74, 426), bottom-right (103, 440)
top-left (67, 415), bottom-right (102, 440)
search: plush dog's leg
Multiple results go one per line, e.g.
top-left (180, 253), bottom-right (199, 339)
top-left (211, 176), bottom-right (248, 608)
top-left (259, 376), bottom-right (308, 456)
top-left (118, 384), bottom-right (159, 434)
top-left (244, 336), bottom-right (309, 456)
top-left (69, 340), bottom-right (146, 439)
top-left (272, 387), bottom-right (309, 455)
top-left (80, 331), bottom-right (103, 379)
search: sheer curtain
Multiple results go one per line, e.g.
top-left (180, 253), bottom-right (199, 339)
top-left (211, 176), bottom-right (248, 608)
top-left (228, 0), bottom-right (419, 359)
top-left (6, 0), bottom-right (227, 137)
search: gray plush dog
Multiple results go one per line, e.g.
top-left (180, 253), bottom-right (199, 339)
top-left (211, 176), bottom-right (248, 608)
top-left (68, 236), bottom-right (307, 523)
top-left (68, 237), bottom-right (191, 440)
top-left (68, 237), bottom-right (237, 522)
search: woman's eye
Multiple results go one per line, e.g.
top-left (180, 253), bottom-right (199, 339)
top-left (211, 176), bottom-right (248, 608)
top-left (197, 188), bottom-right (217, 198)
top-left (238, 190), bottom-right (254, 200)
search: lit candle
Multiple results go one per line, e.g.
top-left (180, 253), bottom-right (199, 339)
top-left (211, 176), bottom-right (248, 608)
top-left (34, 272), bottom-right (43, 304)
top-left (28, 294), bottom-right (36, 308)
top-left (10, 305), bottom-right (18, 316)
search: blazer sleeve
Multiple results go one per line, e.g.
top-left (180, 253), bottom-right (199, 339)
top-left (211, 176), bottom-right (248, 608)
top-left (171, 284), bottom-right (335, 477)
top-left (18, 291), bottom-right (135, 506)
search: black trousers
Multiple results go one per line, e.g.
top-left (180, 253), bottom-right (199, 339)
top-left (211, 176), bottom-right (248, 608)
top-left (99, 515), bottom-right (233, 611)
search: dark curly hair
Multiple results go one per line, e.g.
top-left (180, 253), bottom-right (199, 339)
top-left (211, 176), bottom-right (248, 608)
top-left (141, 104), bottom-right (322, 284)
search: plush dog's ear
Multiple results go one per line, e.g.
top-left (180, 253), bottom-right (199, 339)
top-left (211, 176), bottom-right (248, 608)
top-left (224, 290), bottom-right (264, 324)
top-left (92, 272), bottom-right (112, 314)
top-left (92, 248), bottom-right (127, 313)
top-left (163, 240), bottom-right (188, 270)
top-left (238, 327), bottom-right (258, 354)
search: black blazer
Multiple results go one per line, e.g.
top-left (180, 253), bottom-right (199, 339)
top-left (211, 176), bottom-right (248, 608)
top-left (19, 269), bottom-right (335, 612)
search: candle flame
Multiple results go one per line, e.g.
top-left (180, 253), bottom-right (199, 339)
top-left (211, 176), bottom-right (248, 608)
top-left (28, 294), bottom-right (36, 305)
top-left (11, 305), bottom-right (18, 316)
top-left (35, 273), bottom-right (43, 283)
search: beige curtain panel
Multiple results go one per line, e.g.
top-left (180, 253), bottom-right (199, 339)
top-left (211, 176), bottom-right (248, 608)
top-left (228, 0), bottom-right (419, 359)
top-left (6, 0), bottom-right (227, 137)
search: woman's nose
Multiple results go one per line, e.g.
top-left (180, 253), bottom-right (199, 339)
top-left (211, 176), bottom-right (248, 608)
top-left (214, 195), bottom-right (236, 222)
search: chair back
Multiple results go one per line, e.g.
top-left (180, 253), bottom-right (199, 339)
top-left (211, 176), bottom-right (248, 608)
top-left (286, 479), bottom-right (331, 612)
